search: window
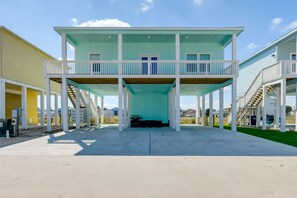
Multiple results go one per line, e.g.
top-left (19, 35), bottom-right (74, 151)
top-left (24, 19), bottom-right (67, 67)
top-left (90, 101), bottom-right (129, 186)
top-left (291, 53), bottom-right (296, 73)
top-left (141, 55), bottom-right (158, 75)
top-left (186, 54), bottom-right (198, 73)
top-left (199, 54), bottom-right (210, 73)
top-left (90, 54), bottom-right (100, 72)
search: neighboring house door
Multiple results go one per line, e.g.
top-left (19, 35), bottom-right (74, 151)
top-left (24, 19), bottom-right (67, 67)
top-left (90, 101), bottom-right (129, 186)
top-left (141, 56), bottom-right (158, 75)
top-left (90, 53), bottom-right (100, 73)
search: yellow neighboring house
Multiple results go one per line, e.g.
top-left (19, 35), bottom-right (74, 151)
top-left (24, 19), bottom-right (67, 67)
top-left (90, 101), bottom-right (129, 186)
top-left (0, 26), bottom-right (60, 129)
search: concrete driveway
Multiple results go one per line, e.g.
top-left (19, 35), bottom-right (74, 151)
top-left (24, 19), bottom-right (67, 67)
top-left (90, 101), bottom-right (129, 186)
top-left (0, 125), bottom-right (297, 156)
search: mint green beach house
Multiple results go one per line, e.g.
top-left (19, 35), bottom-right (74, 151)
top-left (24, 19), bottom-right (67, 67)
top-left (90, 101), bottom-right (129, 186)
top-left (44, 27), bottom-right (243, 132)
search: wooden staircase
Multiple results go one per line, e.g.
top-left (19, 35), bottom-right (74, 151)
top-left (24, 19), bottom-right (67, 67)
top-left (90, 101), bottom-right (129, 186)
top-left (67, 85), bottom-right (86, 108)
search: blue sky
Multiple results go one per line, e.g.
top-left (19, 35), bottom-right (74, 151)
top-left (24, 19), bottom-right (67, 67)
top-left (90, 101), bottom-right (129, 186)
top-left (1, 0), bottom-right (297, 110)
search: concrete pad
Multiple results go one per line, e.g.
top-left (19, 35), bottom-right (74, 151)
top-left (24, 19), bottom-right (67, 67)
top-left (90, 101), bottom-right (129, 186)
top-left (0, 125), bottom-right (297, 156)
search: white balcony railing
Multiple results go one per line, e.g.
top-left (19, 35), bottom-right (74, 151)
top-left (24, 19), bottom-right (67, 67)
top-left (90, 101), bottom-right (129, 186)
top-left (44, 60), bottom-right (238, 77)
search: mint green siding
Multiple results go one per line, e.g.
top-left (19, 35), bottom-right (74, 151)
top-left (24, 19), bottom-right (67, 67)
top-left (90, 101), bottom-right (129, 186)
top-left (76, 42), bottom-right (118, 60)
top-left (278, 41), bottom-right (296, 60)
top-left (131, 92), bottom-right (168, 123)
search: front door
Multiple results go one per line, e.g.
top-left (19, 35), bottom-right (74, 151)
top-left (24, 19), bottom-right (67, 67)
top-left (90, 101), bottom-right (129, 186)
top-left (141, 56), bottom-right (158, 75)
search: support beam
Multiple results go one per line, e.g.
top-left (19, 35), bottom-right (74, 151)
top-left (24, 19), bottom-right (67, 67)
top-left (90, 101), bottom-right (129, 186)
top-left (219, 87), bottom-right (224, 129)
top-left (169, 91), bottom-right (172, 127)
top-left (118, 33), bottom-right (122, 75)
top-left (172, 88), bottom-right (176, 129)
top-left (231, 78), bottom-right (237, 132)
top-left (101, 96), bottom-right (104, 124)
top-left (202, 95), bottom-right (205, 126)
top-left (94, 96), bottom-right (98, 125)
top-left (175, 78), bottom-right (180, 131)
top-left (280, 79), bottom-right (286, 132)
top-left (118, 78), bottom-right (123, 131)
top-left (0, 79), bottom-right (5, 119)
top-left (54, 94), bottom-right (58, 125)
top-left (175, 33), bottom-right (180, 75)
top-left (196, 96), bottom-right (200, 125)
top-left (262, 86), bottom-right (267, 130)
top-left (40, 91), bottom-right (45, 127)
top-left (86, 92), bottom-right (90, 127)
top-left (62, 33), bottom-right (67, 61)
top-left (61, 77), bottom-right (68, 132)
top-left (75, 87), bottom-right (80, 129)
top-left (46, 78), bottom-right (51, 132)
top-left (256, 104), bottom-right (261, 128)
top-left (209, 92), bottom-right (213, 127)
top-left (275, 87), bottom-right (280, 129)
top-left (124, 88), bottom-right (127, 129)
top-left (21, 86), bottom-right (27, 129)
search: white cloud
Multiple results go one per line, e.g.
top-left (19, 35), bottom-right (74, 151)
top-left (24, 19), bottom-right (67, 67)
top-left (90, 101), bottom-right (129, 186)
top-left (70, 18), bottom-right (131, 27)
top-left (193, 0), bottom-right (203, 6)
top-left (140, 0), bottom-right (154, 12)
top-left (283, 20), bottom-right (297, 32)
top-left (271, 17), bottom-right (283, 30)
top-left (247, 42), bottom-right (259, 50)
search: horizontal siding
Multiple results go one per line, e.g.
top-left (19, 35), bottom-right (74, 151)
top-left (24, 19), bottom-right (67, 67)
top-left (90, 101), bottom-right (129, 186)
top-left (1, 29), bottom-right (60, 93)
top-left (238, 47), bottom-right (277, 96)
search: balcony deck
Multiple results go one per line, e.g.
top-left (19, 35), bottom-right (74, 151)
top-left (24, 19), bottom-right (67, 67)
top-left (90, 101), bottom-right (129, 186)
top-left (45, 60), bottom-right (238, 84)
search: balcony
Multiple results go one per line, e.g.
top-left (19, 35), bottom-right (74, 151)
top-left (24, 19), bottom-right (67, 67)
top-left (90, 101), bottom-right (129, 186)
top-left (44, 60), bottom-right (238, 78)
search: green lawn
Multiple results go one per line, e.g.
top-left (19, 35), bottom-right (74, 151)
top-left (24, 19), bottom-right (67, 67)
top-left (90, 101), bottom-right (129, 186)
top-left (215, 125), bottom-right (297, 148)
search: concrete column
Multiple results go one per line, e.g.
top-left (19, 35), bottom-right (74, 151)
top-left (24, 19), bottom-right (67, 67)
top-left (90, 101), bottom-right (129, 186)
top-left (124, 88), bottom-right (127, 129)
top-left (275, 87), bottom-right (280, 128)
top-left (61, 77), bottom-right (68, 132)
top-left (209, 92), bottom-right (213, 127)
top-left (54, 94), bottom-right (58, 125)
top-left (128, 93), bottom-right (131, 127)
top-left (101, 96), bottom-right (104, 124)
top-left (231, 78), bottom-right (237, 132)
top-left (94, 96), bottom-right (98, 125)
top-left (46, 78), bottom-right (51, 132)
top-left (202, 95), bottom-right (205, 126)
top-left (172, 88), bottom-right (176, 129)
top-left (280, 79), bottom-right (286, 132)
top-left (219, 87), bottom-right (224, 129)
top-left (175, 78), bottom-right (180, 131)
top-left (21, 86), bottom-right (27, 129)
top-left (75, 87), bottom-right (80, 129)
top-left (244, 112), bottom-right (247, 127)
top-left (262, 86), bottom-right (267, 130)
top-left (169, 91), bottom-right (172, 127)
top-left (86, 92), bottom-right (90, 127)
top-left (40, 91), bottom-right (45, 127)
top-left (0, 79), bottom-right (5, 119)
top-left (118, 78), bottom-right (123, 131)
top-left (256, 104), bottom-right (261, 128)
top-left (196, 96), bottom-right (200, 125)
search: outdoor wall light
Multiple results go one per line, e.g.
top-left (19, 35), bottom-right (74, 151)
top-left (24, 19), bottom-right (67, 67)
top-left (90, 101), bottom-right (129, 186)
top-left (148, 35), bottom-right (151, 39)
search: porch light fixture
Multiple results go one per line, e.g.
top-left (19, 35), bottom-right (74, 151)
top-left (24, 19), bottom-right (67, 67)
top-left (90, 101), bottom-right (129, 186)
top-left (147, 35), bottom-right (151, 39)
top-left (108, 36), bottom-right (111, 39)
top-left (186, 35), bottom-right (189, 39)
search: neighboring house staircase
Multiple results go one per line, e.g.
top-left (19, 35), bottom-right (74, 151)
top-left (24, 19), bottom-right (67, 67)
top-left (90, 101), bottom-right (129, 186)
top-left (67, 85), bottom-right (97, 119)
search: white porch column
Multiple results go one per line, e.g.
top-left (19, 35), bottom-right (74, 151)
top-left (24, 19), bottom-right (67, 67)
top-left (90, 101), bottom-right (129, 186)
top-left (196, 96), bottom-right (200, 125)
top-left (101, 96), bottom-right (104, 124)
top-left (94, 96), bottom-right (98, 125)
top-left (209, 92), bottom-right (213, 127)
top-left (40, 91), bottom-right (45, 127)
top-left (75, 87), bottom-right (80, 129)
top-left (118, 33), bottom-right (122, 75)
top-left (256, 104), bottom-right (261, 128)
top-left (175, 33), bottom-right (180, 75)
top-left (61, 77), bottom-right (68, 132)
top-left (54, 94), bottom-right (58, 125)
top-left (219, 87), bottom-right (224, 129)
top-left (244, 113), bottom-right (247, 127)
top-left (202, 95), bottom-right (205, 126)
top-left (0, 79), bottom-right (5, 119)
top-left (46, 78), bottom-right (51, 132)
top-left (275, 87), bottom-right (280, 128)
top-left (118, 78), bottom-right (123, 131)
top-left (262, 86), bottom-right (267, 130)
top-left (169, 91), bottom-right (172, 127)
top-left (295, 83), bottom-right (297, 131)
top-left (128, 93), bottom-right (131, 127)
top-left (62, 33), bottom-right (67, 61)
top-left (231, 78), bottom-right (237, 132)
top-left (124, 88), bottom-right (128, 129)
top-left (172, 88), bottom-right (176, 129)
top-left (175, 78), bottom-right (180, 131)
top-left (280, 79), bottom-right (286, 132)
top-left (21, 86), bottom-right (27, 129)
top-left (232, 33), bottom-right (237, 70)
top-left (86, 92), bottom-right (90, 127)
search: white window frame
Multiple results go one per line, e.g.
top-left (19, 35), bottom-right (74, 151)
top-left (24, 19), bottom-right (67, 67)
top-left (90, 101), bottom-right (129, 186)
top-left (89, 53), bottom-right (101, 74)
top-left (139, 54), bottom-right (160, 75)
top-left (185, 53), bottom-right (211, 73)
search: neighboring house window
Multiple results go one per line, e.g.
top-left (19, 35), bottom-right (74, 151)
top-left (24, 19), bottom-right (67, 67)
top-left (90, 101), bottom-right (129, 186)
top-left (141, 56), bottom-right (158, 75)
top-left (291, 53), bottom-right (296, 73)
top-left (90, 54), bottom-right (100, 72)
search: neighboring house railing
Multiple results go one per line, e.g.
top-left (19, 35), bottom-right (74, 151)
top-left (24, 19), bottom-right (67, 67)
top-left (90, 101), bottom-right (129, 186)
top-left (237, 60), bottom-right (297, 110)
top-left (44, 60), bottom-right (238, 77)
